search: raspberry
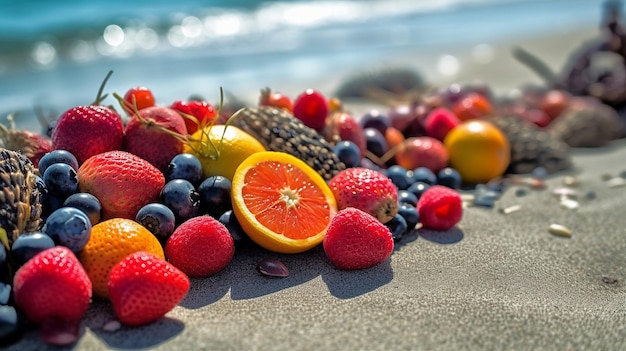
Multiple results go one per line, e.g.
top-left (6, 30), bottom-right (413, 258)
top-left (416, 185), bottom-right (463, 230)
top-left (424, 107), bottom-right (460, 141)
top-left (323, 207), bottom-right (394, 270)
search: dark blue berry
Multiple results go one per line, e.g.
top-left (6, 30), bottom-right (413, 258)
top-left (38, 150), bottom-right (78, 175)
top-left (360, 158), bottom-right (383, 172)
top-left (397, 202), bottom-right (419, 231)
top-left (407, 181), bottom-right (431, 200)
top-left (63, 192), bottom-right (101, 225)
top-left (364, 127), bottom-right (388, 158)
top-left (42, 207), bottom-right (91, 252)
top-left (42, 163), bottom-right (78, 197)
top-left (42, 193), bottom-right (66, 218)
top-left (532, 166), bottom-right (549, 180)
top-left (198, 176), bottom-right (232, 218)
top-left (0, 283), bottom-right (10, 305)
top-left (437, 167), bottom-right (462, 189)
top-left (0, 245), bottom-right (7, 284)
top-left (333, 141), bottom-right (361, 168)
top-left (0, 305), bottom-right (23, 346)
top-left (219, 210), bottom-right (251, 246)
top-left (10, 232), bottom-right (55, 266)
top-left (136, 203), bottom-right (176, 242)
top-left (412, 167), bottom-right (437, 185)
top-left (166, 153), bottom-right (203, 185)
top-left (360, 110), bottom-right (390, 134)
top-left (161, 179), bottom-right (200, 223)
top-left (398, 190), bottom-right (418, 206)
top-left (385, 213), bottom-right (408, 242)
top-left (386, 165), bottom-right (412, 190)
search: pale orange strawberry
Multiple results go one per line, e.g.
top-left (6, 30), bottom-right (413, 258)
top-left (77, 150), bottom-right (165, 220)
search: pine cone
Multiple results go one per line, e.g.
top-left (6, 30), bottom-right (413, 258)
top-left (489, 115), bottom-right (572, 174)
top-left (0, 148), bottom-right (43, 248)
top-left (548, 102), bottom-right (624, 147)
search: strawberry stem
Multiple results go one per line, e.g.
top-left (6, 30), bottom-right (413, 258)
top-left (92, 70), bottom-right (114, 106)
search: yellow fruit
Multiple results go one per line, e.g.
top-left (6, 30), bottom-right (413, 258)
top-left (443, 119), bottom-right (510, 184)
top-left (78, 218), bottom-right (164, 299)
top-left (231, 151), bottom-right (337, 254)
top-left (184, 124), bottom-right (266, 181)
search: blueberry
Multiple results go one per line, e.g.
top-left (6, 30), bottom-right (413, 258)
top-left (473, 184), bottom-right (500, 208)
top-left (0, 246), bottom-right (7, 284)
top-left (360, 158), bottom-right (383, 172)
top-left (364, 127), bottom-right (388, 158)
top-left (333, 141), bottom-right (361, 168)
top-left (198, 176), bottom-right (232, 218)
top-left (385, 213), bottom-right (408, 242)
top-left (532, 166), bottom-right (549, 179)
top-left (386, 165), bottom-right (412, 190)
top-left (10, 232), bottom-right (55, 266)
top-left (42, 163), bottom-right (78, 197)
top-left (437, 167), bottom-right (462, 189)
top-left (397, 202), bottom-right (419, 231)
top-left (166, 153), bottom-right (203, 185)
top-left (42, 207), bottom-right (91, 252)
top-left (42, 193), bottom-right (67, 218)
top-left (161, 179), bottom-right (200, 223)
top-left (0, 283), bottom-right (10, 305)
top-left (135, 203), bottom-right (176, 242)
top-left (38, 150), bottom-right (78, 175)
top-left (398, 190), bottom-right (418, 206)
top-left (0, 305), bottom-right (24, 346)
top-left (413, 167), bottom-right (437, 185)
top-left (360, 110), bottom-right (390, 134)
top-left (219, 210), bottom-right (251, 246)
top-left (63, 192), bottom-right (101, 225)
top-left (407, 181), bottom-right (431, 200)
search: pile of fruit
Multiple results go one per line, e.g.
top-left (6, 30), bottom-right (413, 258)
top-left (0, 69), bottom-right (621, 347)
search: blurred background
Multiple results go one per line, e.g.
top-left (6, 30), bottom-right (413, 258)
top-left (0, 0), bottom-right (609, 131)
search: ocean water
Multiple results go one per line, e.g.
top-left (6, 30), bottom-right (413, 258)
top-left (0, 0), bottom-right (608, 131)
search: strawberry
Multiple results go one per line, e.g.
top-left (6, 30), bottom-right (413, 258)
top-left (423, 107), bottom-right (460, 141)
top-left (51, 104), bottom-right (124, 165)
top-left (77, 150), bottom-right (165, 220)
top-left (123, 106), bottom-right (187, 172)
top-left (394, 136), bottom-right (449, 173)
top-left (165, 215), bottom-right (234, 278)
top-left (328, 167), bottom-right (398, 224)
top-left (259, 87), bottom-right (293, 113)
top-left (293, 89), bottom-right (329, 132)
top-left (108, 251), bottom-right (189, 327)
top-left (0, 121), bottom-right (52, 168)
top-left (170, 99), bottom-right (217, 135)
top-left (324, 111), bottom-right (367, 158)
top-left (13, 246), bottom-right (92, 346)
top-left (323, 207), bottom-right (394, 270)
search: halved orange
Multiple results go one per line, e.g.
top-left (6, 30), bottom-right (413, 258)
top-left (231, 151), bottom-right (337, 254)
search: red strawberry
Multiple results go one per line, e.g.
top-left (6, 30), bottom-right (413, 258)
top-left (293, 89), bottom-right (329, 132)
top-left (417, 185), bottom-right (463, 231)
top-left (51, 105), bottom-right (124, 165)
top-left (108, 251), bottom-right (190, 327)
top-left (13, 246), bottom-right (92, 346)
top-left (165, 215), bottom-right (234, 277)
top-left (328, 167), bottom-right (398, 224)
top-left (123, 106), bottom-right (187, 172)
top-left (170, 99), bottom-right (217, 135)
top-left (423, 107), bottom-right (460, 141)
top-left (77, 150), bottom-right (165, 220)
top-left (324, 111), bottom-right (367, 158)
top-left (394, 136), bottom-right (449, 173)
top-left (0, 122), bottom-right (52, 167)
top-left (323, 207), bottom-right (394, 270)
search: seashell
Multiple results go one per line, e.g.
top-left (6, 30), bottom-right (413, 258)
top-left (256, 258), bottom-right (289, 278)
top-left (548, 224), bottom-right (572, 237)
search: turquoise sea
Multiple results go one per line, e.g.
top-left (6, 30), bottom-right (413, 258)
top-left (0, 0), bottom-right (608, 131)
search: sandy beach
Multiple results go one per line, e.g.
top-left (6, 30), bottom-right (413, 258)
top-left (5, 11), bottom-right (626, 351)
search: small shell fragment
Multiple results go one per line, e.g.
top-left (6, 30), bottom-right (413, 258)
top-left (552, 187), bottom-right (578, 199)
top-left (499, 205), bottom-right (521, 215)
top-left (562, 176), bottom-right (579, 187)
top-left (102, 320), bottom-right (122, 332)
top-left (607, 177), bottom-right (626, 188)
top-left (548, 224), bottom-right (572, 237)
top-left (559, 197), bottom-right (579, 210)
top-left (257, 258), bottom-right (289, 278)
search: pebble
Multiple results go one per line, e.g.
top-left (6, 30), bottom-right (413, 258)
top-left (499, 205), bottom-right (521, 215)
top-left (552, 187), bottom-right (578, 199)
top-left (559, 198), bottom-right (579, 210)
top-left (514, 187), bottom-right (527, 197)
top-left (602, 275), bottom-right (619, 284)
top-left (607, 177), bottom-right (626, 188)
top-left (548, 224), bottom-right (572, 237)
top-left (562, 176), bottom-right (579, 187)
top-left (256, 258), bottom-right (289, 278)
top-left (102, 320), bottom-right (122, 332)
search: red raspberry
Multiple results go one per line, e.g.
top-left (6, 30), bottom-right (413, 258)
top-left (323, 207), bottom-right (394, 270)
top-left (417, 185), bottom-right (463, 230)
top-left (165, 215), bottom-right (235, 277)
top-left (108, 251), bottom-right (190, 326)
top-left (424, 107), bottom-right (460, 141)
top-left (293, 89), bottom-right (329, 132)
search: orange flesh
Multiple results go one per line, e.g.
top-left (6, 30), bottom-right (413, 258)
top-left (241, 160), bottom-right (332, 240)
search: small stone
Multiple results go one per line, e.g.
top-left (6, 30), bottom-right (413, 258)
top-left (548, 224), bottom-right (572, 237)
top-left (602, 173), bottom-right (613, 181)
top-left (602, 275), bottom-right (619, 284)
top-left (559, 198), bottom-right (579, 210)
top-left (607, 177), bottom-right (626, 188)
top-left (514, 187), bottom-right (527, 197)
top-left (102, 320), bottom-right (121, 332)
top-left (499, 205), bottom-right (521, 215)
top-left (528, 178), bottom-right (546, 190)
top-left (585, 191), bottom-right (597, 200)
top-left (257, 258), bottom-right (289, 278)
top-left (552, 187), bottom-right (578, 199)
top-left (562, 176), bottom-right (579, 187)
top-left (532, 166), bottom-right (549, 180)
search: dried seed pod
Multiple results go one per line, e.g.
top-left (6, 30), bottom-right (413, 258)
top-left (0, 148), bottom-right (43, 247)
top-left (489, 115), bottom-right (572, 174)
top-left (229, 106), bottom-right (346, 181)
top-left (548, 101), bottom-right (624, 147)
